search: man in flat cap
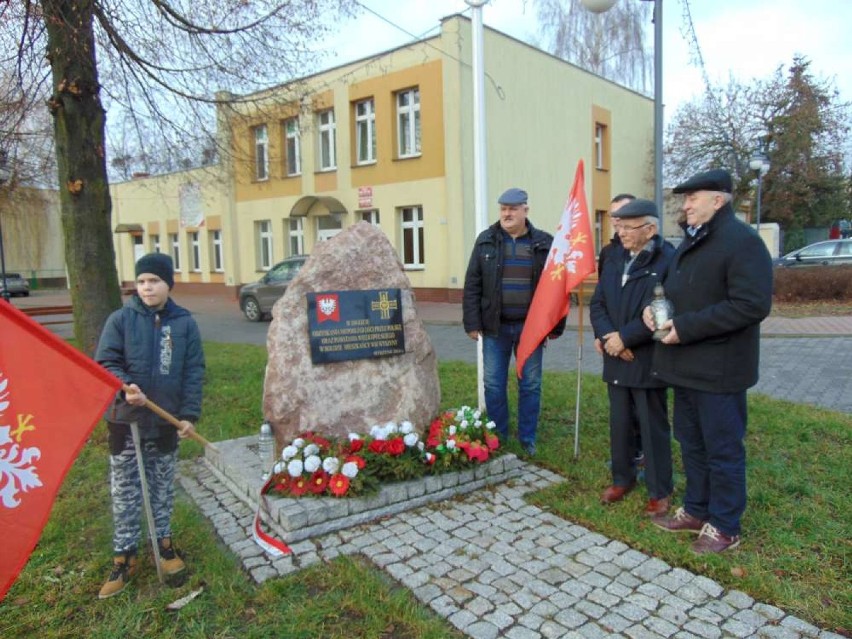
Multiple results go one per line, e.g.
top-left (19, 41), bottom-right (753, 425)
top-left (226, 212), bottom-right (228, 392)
top-left (463, 187), bottom-right (565, 456)
top-left (590, 199), bottom-right (675, 515)
top-left (644, 168), bottom-right (773, 554)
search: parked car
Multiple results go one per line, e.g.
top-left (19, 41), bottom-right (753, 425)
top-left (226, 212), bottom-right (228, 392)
top-left (239, 256), bottom-right (307, 321)
top-left (773, 239), bottom-right (852, 268)
top-left (0, 272), bottom-right (30, 297)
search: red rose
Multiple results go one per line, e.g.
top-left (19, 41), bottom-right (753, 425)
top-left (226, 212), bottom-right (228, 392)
top-left (387, 437), bottom-right (405, 456)
top-left (349, 438), bottom-right (364, 453)
top-left (368, 440), bottom-right (388, 454)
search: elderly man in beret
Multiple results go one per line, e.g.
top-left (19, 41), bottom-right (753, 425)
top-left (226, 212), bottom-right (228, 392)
top-left (644, 168), bottom-right (773, 554)
top-left (463, 187), bottom-right (565, 456)
top-left (591, 198), bottom-right (675, 515)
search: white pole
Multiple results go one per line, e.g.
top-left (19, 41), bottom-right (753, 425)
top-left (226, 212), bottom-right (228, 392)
top-left (653, 0), bottom-right (664, 212)
top-left (467, 0), bottom-right (489, 411)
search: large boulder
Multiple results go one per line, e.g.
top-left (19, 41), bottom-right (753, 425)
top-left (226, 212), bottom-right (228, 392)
top-left (263, 222), bottom-right (441, 444)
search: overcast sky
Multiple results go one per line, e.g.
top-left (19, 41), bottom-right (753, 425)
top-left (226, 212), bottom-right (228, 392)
top-left (325, 0), bottom-right (851, 123)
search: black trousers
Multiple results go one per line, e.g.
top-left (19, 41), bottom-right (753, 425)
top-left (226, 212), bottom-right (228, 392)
top-left (607, 385), bottom-right (672, 499)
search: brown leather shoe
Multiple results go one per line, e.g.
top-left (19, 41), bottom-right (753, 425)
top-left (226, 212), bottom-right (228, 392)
top-left (652, 507), bottom-right (706, 534)
top-left (600, 482), bottom-right (636, 504)
top-left (691, 523), bottom-right (741, 554)
top-left (644, 495), bottom-right (671, 516)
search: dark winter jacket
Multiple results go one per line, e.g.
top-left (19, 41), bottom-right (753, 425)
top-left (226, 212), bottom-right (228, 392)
top-left (95, 295), bottom-right (205, 445)
top-left (652, 203), bottom-right (773, 393)
top-left (462, 220), bottom-right (566, 339)
top-left (590, 234), bottom-right (675, 388)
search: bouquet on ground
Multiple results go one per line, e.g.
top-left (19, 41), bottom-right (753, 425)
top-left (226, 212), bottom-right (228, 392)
top-left (426, 405), bottom-right (499, 468)
top-left (264, 408), bottom-right (500, 499)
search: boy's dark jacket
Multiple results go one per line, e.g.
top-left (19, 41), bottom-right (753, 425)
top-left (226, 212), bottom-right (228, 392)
top-left (95, 294), bottom-right (205, 446)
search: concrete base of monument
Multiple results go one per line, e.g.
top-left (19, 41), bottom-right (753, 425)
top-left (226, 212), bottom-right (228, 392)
top-left (202, 435), bottom-right (526, 545)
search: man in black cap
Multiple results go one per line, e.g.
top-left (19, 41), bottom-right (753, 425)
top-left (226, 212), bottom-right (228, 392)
top-left (644, 168), bottom-right (773, 554)
top-left (590, 199), bottom-right (675, 515)
top-left (462, 187), bottom-right (565, 456)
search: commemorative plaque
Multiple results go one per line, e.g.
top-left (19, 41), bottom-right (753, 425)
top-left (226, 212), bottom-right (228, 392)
top-left (307, 289), bottom-right (405, 364)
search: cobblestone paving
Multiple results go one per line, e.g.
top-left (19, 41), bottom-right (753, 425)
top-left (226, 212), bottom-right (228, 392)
top-left (178, 458), bottom-right (842, 639)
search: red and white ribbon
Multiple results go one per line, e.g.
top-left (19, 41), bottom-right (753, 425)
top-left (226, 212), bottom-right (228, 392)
top-left (252, 476), bottom-right (292, 557)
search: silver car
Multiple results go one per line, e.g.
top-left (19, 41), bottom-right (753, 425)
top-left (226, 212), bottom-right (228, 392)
top-left (774, 239), bottom-right (852, 268)
top-left (239, 256), bottom-right (307, 321)
top-left (0, 272), bottom-right (30, 297)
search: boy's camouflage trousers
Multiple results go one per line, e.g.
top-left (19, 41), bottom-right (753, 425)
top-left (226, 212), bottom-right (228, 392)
top-left (109, 434), bottom-right (177, 554)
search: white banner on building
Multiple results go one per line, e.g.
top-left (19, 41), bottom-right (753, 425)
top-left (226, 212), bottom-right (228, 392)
top-left (179, 182), bottom-right (205, 228)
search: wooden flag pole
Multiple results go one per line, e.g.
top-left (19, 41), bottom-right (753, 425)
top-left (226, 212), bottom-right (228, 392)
top-left (129, 421), bottom-right (166, 584)
top-left (121, 384), bottom-right (217, 450)
top-left (573, 286), bottom-right (586, 460)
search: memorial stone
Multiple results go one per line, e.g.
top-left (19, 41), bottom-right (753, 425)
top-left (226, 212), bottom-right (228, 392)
top-left (263, 222), bottom-right (441, 443)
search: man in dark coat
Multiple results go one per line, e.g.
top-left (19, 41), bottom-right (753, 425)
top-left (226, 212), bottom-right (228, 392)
top-left (645, 169), bottom-right (773, 554)
top-left (462, 187), bottom-right (565, 456)
top-left (590, 199), bottom-right (675, 515)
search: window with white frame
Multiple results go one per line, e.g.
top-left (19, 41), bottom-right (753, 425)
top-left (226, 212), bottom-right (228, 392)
top-left (170, 233), bottom-right (181, 271)
top-left (189, 231), bottom-right (201, 271)
top-left (254, 124), bottom-right (269, 180)
top-left (210, 230), bottom-right (224, 272)
top-left (283, 117), bottom-right (300, 176)
top-left (594, 123), bottom-right (606, 170)
top-left (256, 220), bottom-right (273, 269)
top-left (317, 109), bottom-right (336, 170)
top-left (360, 209), bottom-right (380, 225)
top-left (150, 234), bottom-right (160, 253)
top-left (396, 88), bottom-right (421, 158)
top-left (287, 218), bottom-right (304, 256)
top-left (355, 98), bottom-right (376, 165)
top-left (399, 206), bottom-right (424, 268)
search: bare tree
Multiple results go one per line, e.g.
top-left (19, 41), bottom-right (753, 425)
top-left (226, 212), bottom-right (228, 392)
top-left (664, 58), bottom-right (850, 242)
top-left (533, 0), bottom-right (653, 94)
top-left (3, 0), bottom-right (355, 354)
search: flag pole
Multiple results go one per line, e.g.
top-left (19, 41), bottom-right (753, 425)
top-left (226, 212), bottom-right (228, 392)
top-left (121, 384), bottom-right (217, 450)
top-left (129, 421), bottom-right (166, 584)
top-left (573, 286), bottom-right (585, 460)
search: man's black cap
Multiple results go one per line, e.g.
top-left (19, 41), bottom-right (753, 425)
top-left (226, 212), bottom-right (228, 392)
top-left (613, 198), bottom-right (657, 219)
top-left (672, 168), bottom-right (733, 194)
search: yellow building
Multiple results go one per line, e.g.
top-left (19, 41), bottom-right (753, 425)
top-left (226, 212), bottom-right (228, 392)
top-left (111, 15), bottom-right (653, 301)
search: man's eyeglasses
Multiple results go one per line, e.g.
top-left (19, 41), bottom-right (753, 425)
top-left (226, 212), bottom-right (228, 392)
top-left (617, 222), bottom-right (651, 232)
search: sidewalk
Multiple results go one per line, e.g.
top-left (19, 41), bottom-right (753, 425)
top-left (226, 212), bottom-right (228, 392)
top-left (13, 288), bottom-right (852, 336)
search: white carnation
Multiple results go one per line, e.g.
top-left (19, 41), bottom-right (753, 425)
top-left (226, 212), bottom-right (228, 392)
top-left (292, 438), bottom-right (305, 448)
top-left (341, 461), bottom-right (359, 478)
top-left (303, 443), bottom-right (320, 457)
top-left (403, 433), bottom-right (419, 447)
top-left (399, 420), bottom-right (414, 434)
top-left (304, 455), bottom-right (321, 473)
top-left (486, 420), bottom-right (496, 430)
top-left (446, 439), bottom-right (457, 450)
top-left (281, 445), bottom-right (298, 461)
top-left (322, 456), bottom-right (340, 474)
top-left (449, 425), bottom-right (457, 436)
top-left (287, 459), bottom-right (304, 477)
top-left (348, 433), bottom-right (361, 441)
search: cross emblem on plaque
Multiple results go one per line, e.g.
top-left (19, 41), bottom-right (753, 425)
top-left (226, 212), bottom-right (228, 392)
top-left (370, 290), bottom-right (398, 320)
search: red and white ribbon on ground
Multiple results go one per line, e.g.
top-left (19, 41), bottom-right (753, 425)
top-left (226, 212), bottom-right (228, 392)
top-left (252, 476), bottom-right (292, 557)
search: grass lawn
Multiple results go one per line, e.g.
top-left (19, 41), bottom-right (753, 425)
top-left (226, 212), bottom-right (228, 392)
top-left (1, 343), bottom-right (849, 637)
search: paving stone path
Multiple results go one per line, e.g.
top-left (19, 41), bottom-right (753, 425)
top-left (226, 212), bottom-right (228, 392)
top-left (178, 458), bottom-right (841, 639)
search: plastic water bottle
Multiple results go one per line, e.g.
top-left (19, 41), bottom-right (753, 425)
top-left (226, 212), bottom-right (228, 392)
top-left (258, 421), bottom-right (274, 480)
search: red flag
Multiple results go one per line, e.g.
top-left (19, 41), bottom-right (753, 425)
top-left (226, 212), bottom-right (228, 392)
top-left (0, 303), bottom-right (122, 601)
top-left (516, 160), bottom-right (596, 377)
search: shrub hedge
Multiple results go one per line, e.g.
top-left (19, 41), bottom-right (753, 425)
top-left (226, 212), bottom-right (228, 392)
top-left (773, 264), bottom-right (852, 301)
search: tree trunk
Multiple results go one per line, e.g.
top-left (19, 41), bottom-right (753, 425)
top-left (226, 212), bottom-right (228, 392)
top-left (41, 0), bottom-right (121, 355)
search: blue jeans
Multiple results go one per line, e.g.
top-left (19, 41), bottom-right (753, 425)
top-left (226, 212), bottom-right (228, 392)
top-left (673, 387), bottom-right (747, 537)
top-left (482, 322), bottom-right (544, 447)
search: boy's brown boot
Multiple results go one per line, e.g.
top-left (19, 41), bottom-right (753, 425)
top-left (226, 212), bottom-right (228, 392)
top-left (158, 537), bottom-right (186, 575)
top-left (98, 553), bottom-right (137, 599)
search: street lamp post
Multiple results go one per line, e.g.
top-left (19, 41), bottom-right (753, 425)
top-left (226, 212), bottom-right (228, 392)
top-left (0, 154), bottom-right (10, 303)
top-left (749, 149), bottom-right (770, 233)
top-left (581, 0), bottom-right (663, 212)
